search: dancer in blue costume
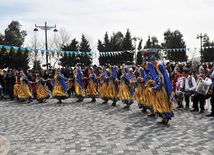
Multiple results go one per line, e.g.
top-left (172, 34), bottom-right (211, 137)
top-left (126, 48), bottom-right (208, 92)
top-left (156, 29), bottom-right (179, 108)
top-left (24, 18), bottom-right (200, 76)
top-left (98, 67), bottom-right (109, 104)
top-left (74, 68), bottom-right (85, 102)
top-left (107, 65), bottom-right (119, 106)
top-left (117, 67), bottom-right (135, 108)
top-left (148, 64), bottom-right (177, 124)
top-left (136, 67), bottom-right (146, 111)
top-left (144, 62), bottom-right (157, 116)
top-left (52, 69), bottom-right (68, 103)
top-left (15, 71), bottom-right (33, 103)
top-left (35, 74), bottom-right (51, 103)
top-left (85, 68), bottom-right (99, 102)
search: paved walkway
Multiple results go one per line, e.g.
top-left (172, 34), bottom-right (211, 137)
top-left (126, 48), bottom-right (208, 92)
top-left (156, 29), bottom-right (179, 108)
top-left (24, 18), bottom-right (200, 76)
top-left (0, 97), bottom-right (214, 155)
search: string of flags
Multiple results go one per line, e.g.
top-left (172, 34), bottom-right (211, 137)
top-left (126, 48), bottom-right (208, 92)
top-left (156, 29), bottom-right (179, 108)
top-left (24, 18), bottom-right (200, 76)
top-left (0, 45), bottom-right (96, 57)
top-left (1, 44), bottom-right (214, 58)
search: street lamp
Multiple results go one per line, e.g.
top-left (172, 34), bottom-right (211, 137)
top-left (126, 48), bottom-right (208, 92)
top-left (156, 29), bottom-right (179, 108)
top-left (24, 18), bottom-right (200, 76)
top-left (34, 22), bottom-right (58, 69)
top-left (196, 33), bottom-right (208, 62)
top-left (132, 37), bottom-right (140, 65)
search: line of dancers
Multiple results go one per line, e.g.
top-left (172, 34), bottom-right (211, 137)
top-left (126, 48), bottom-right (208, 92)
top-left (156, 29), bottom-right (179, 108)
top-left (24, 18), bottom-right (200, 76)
top-left (13, 62), bottom-right (177, 124)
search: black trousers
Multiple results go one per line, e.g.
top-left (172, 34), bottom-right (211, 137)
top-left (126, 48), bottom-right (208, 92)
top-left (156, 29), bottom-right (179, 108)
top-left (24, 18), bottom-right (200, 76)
top-left (193, 93), bottom-right (212, 111)
top-left (8, 84), bottom-right (14, 100)
top-left (210, 88), bottom-right (214, 114)
top-left (184, 91), bottom-right (194, 108)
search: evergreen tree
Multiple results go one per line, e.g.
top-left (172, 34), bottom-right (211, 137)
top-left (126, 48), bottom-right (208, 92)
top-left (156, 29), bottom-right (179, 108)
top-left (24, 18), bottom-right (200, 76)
top-left (162, 29), bottom-right (187, 62)
top-left (98, 32), bottom-right (111, 65)
top-left (0, 47), bottom-right (8, 68)
top-left (144, 36), bottom-right (161, 62)
top-left (98, 39), bottom-right (106, 65)
top-left (98, 31), bottom-right (125, 65)
top-left (0, 21), bottom-right (29, 69)
top-left (33, 60), bottom-right (42, 71)
top-left (79, 34), bottom-right (92, 67)
top-left (59, 38), bottom-right (79, 67)
top-left (4, 21), bottom-right (27, 46)
top-left (136, 39), bottom-right (143, 65)
top-left (202, 35), bottom-right (214, 62)
top-left (137, 39), bottom-right (142, 50)
top-left (121, 29), bottom-right (134, 65)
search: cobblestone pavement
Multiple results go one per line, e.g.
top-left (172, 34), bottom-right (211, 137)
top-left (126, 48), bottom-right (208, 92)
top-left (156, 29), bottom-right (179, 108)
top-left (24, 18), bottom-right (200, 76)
top-left (0, 97), bottom-right (214, 155)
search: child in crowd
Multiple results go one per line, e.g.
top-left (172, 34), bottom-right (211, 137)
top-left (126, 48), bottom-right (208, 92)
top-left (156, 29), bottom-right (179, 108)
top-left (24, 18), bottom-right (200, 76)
top-left (0, 82), bottom-right (5, 100)
top-left (175, 74), bottom-right (184, 108)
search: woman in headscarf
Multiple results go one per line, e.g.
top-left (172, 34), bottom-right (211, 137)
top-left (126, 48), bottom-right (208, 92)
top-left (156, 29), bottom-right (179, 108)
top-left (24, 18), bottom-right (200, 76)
top-left (107, 65), bottom-right (119, 106)
top-left (15, 71), bottom-right (33, 103)
top-left (98, 67), bottom-right (109, 104)
top-left (85, 68), bottom-right (99, 102)
top-left (52, 69), bottom-right (68, 103)
top-left (144, 62), bottom-right (157, 116)
top-left (35, 74), bottom-right (51, 103)
top-left (74, 68), bottom-right (85, 102)
top-left (136, 67), bottom-right (146, 111)
top-left (148, 63), bottom-right (177, 124)
top-left (117, 67), bottom-right (135, 108)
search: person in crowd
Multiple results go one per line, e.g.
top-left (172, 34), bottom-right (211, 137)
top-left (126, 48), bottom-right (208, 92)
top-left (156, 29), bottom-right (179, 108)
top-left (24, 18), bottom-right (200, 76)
top-left (193, 62), bottom-right (199, 73)
top-left (192, 71), bottom-right (198, 81)
top-left (0, 82), bottom-right (5, 100)
top-left (199, 64), bottom-right (204, 73)
top-left (106, 65), bottom-right (119, 106)
top-left (207, 66), bottom-right (214, 117)
top-left (85, 68), bottom-right (99, 102)
top-left (136, 67), bottom-right (146, 111)
top-left (13, 70), bottom-right (20, 99)
top-left (149, 64), bottom-right (177, 124)
top-left (191, 69), bottom-right (213, 113)
top-left (172, 67), bottom-right (182, 90)
top-left (7, 69), bottom-right (17, 100)
top-left (69, 70), bottom-right (75, 96)
top-left (166, 62), bottom-right (172, 79)
top-left (26, 70), bottom-right (37, 99)
top-left (180, 70), bottom-right (197, 109)
top-left (117, 67), bottom-right (134, 108)
top-left (0, 69), bottom-right (6, 98)
top-left (129, 68), bottom-right (137, 83)
top-left (203, 63), bottom-right (208, 71)
top-left (98, 67), bottom-right (109, 104)
top-left (16, 71), bottom-right (33, 103)
top-left (74, 68), bottom-right (85, 102)
top-left (175, 73), bottom-right (184, 108)
top-left (52, 69), bottom-right (68, 103)
top-left (5, 70), bottom-right (11, 98)
top-left (83, 68), bottom-right (90, 90)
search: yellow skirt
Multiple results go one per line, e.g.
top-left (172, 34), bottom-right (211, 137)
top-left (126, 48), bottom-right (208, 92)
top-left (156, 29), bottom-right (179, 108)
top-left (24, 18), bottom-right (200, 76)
top-left (136, 85), bottom-right (144, 105)
top-left (52, 84), bottom-right (68, 99)
top-left (143, 86), bottom-right (154, 110)
top-left (13, 84), bottom-right (20, 97)
top-left (118, 84), bottom-right (133, 105)
top-left (74, 81), bottom-right (85, 97)
top-left (107, 83), bottom-right (118, 102)
top-left (17, 84), bottom-right (32, 100)
top-left (153, 89), bottom-right (174, 118)
top-left (86, 82), bottom-right (98, 98)
top-left (37, 85), bottom-right (51, 101)
top-left (99, 83), bottom-right (108, 101)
